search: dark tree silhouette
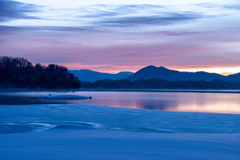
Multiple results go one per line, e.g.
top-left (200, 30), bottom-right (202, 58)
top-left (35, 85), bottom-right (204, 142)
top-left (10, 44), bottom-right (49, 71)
top-left (0, 56), bottom-right (81, 89)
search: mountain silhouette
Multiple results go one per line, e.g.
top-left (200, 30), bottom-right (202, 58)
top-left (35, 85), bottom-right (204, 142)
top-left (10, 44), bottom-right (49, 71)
top-left (226, 73), bottom-right (240, 81)
top-left (127, 65), bottom-right (229, 81)
top-left (69, 69), bottom-right (133, 82)
top-left (70, 66), bottom-right (240, 82)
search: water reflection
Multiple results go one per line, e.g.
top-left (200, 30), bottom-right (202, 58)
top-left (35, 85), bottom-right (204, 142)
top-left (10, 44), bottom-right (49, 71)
top-left (135, 99), bottom-right (178, 110)
top-left (0, 91), bottom-right (240, 114)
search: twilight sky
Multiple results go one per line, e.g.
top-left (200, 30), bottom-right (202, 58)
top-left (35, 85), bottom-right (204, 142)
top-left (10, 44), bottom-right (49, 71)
top-left (1, 0), bottom-right (240, 74)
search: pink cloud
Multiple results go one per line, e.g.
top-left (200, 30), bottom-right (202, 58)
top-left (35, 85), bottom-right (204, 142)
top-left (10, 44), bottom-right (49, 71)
top-left (1, 26), bottom-right (240, 74)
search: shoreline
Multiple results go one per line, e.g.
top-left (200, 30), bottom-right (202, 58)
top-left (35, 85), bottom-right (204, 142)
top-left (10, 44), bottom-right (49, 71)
top-left (79, 88), bottom-right (240, 94)
top-left (1, 88), bottom-right (240, 94)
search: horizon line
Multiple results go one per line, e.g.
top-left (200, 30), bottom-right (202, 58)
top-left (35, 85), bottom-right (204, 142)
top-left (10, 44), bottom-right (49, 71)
top-left (65, 65), bottom-right (239, 76)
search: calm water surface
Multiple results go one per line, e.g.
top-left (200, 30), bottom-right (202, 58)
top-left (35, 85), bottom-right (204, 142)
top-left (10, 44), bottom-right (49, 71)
top-left (1, 91), bottom-right (240, 114)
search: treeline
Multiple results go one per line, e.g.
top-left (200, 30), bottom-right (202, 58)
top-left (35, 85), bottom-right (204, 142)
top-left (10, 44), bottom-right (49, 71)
top-left (0, 56), bottom-right (80, 89)
top-left (81, 79), bottom-right (240, 89)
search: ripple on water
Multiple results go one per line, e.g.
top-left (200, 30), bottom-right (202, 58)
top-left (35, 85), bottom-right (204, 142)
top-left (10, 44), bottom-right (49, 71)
top-left (0, 121), bottom-right (102, 134)
top-left (0, 122), bottom-right (56, 134)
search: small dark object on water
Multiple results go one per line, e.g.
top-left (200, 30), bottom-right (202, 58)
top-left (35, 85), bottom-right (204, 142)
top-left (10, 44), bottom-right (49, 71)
top-left (39, 95), bottom-right (92, 99)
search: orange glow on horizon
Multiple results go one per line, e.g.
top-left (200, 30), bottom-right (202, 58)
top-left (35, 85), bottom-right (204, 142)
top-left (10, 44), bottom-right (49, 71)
top-left (41, 63), bottom-right (142, 74)
top-left (38, 63), bottom-right (240, 75)
top-left (175, 67), bottom-right (240, 76)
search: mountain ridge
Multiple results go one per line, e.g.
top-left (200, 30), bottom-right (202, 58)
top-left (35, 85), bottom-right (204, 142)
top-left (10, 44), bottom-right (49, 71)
top-left (128, 65), bottom-right (240, 81)
top-left (69, 69), bottom-right (134, 82)
top-left (70, 65), bottom-right (240, 82)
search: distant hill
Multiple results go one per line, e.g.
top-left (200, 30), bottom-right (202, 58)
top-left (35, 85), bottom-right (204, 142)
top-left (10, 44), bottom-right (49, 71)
top-left (127, 65), bottom-right (230, 81)
top-left (226, 73), bottom-right (240, 81)
top-left (69, 69), bottom-right (134, 82)
top-left (70, 66), bottom-right (240, 82)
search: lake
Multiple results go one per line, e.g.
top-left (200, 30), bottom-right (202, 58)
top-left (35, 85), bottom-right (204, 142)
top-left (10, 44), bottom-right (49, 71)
top-left (1, 90), bottom-right (240, 134)
top-left (1, 90), bottom-right (240, 114)
top-left (1, 92), bottom-right (240, 159)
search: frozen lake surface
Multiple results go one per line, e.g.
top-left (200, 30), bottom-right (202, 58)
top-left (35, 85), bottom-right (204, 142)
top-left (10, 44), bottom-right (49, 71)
top-left (1, 91), bottom-right (240, 159)
top-left (1, 91), bottom-right (240, 134)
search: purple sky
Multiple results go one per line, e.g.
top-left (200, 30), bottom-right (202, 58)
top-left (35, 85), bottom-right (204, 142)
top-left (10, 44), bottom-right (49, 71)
top-left (1, 0), bottom-right (240, 74)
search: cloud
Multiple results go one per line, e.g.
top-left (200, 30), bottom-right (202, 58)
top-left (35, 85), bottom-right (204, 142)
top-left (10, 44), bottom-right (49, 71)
top-left (1, 24), bottom-right (240, 74)
top-left (0, 0), bottom-right (40, 22)
top-left (115, 4), bottom-right (166, 11)
top-left (224, 4), bottom-right (240, 10)
top-left (79, 4), bottom-right (165, 18)
top-left (77, 5), bottom-right (201, 28)
top-left (1, 2), bottom-right (240, 74)
top-left (196, 2), bottom-right (240, 11)
top-left (147, 31), bottom-right (199, 36)
top-left (0, 3), bottom-right (203, 35)
top-left (0, 25), bottom-right (20, 35)
top-left (97, 12), bottom-right (201, 28)
top-left (0, 25), bottom-right (103, 37)
top-left (195, 3), bottom-right (220, 8)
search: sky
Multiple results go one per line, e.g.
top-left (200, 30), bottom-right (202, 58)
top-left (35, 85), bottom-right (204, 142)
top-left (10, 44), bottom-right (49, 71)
top-left (0, 0), bottom-right (240, 75)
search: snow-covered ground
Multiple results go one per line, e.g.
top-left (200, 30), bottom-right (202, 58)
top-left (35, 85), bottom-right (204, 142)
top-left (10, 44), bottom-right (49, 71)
top-left (1, 130), bottom-right (240, 160)
top-left (0, 104), bottom-right (240, 159)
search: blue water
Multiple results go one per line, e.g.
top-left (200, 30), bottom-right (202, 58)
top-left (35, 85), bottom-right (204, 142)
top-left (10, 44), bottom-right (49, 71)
top-left (1, 91), bottom-right (240, 134)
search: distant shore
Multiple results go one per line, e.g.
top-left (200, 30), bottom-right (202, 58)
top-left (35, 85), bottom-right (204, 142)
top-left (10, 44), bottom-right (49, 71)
top-left (78, 88), bottom-right (240, 94)
top-left (2, 88), bottom-right (240, 94)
